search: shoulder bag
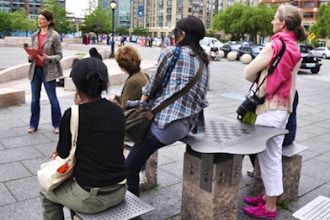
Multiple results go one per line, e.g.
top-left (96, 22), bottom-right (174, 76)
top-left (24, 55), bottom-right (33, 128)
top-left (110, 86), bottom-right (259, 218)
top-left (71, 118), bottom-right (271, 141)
top-left (37, 105), bottom-right (79, 191)
top-left (125, 58), bottom-right (205, 144)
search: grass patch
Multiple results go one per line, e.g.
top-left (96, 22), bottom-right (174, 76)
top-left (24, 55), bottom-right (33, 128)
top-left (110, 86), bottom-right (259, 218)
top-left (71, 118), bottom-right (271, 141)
top-left (75, 52), bottom-right (87, 57)
top-left (278, 200), bottom-right (294, 213)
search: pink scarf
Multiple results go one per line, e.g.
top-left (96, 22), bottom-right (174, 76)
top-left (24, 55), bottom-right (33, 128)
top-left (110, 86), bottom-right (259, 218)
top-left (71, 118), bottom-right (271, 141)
top-left (265, 32), bottom-right (301, 101)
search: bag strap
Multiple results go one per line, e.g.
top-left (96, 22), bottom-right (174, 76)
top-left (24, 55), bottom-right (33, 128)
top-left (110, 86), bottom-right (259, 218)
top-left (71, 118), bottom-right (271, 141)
top-left (151, 59), bottom-right (205, 115)
top-left (254, 39), bottom-right (286, 92)
top-left (162, 47), bottom-right (181, 88)
top-left (68, 105), bottom-right (79, 159)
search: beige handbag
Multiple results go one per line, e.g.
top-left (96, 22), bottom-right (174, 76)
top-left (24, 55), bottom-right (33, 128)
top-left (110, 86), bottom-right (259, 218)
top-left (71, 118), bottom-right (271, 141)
top-left (37, 105), bottom-right (79, 191)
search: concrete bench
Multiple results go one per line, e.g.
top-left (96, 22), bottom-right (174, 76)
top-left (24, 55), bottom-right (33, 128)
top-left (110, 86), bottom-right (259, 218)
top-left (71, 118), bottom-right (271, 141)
top-left (252, 143), bottom-right (308, 203)
top-left (0, 88), bottom-right (25, 107)
top-left (74, 191), bottom-right (154, 220)
top-left (124, 141), bottom-right (158, 192)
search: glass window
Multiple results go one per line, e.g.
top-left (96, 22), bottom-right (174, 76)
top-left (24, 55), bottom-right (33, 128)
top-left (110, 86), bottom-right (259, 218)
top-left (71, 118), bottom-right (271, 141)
top-left (304, 2), bottom-right (314, 7)
top-left (303, 12), bottom-right (313, 18)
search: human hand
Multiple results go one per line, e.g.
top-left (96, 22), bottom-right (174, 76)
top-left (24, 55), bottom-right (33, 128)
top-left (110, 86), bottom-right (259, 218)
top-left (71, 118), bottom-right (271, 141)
top-left (37, 54), bottom-right (51, 62)
top-left (28, 55), bottom-right (35, 61)
top-left (49, 150), bottom-right (58, 160)
top-left (108, 95), bottom-right (116, 101)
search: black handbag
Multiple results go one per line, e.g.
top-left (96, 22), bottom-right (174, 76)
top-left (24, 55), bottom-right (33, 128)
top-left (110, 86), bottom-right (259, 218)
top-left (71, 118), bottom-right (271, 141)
top-left (124, 61), bottom-right (205, 144)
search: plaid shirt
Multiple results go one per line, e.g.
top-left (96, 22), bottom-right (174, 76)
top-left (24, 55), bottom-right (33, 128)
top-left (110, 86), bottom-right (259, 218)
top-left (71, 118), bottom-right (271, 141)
top-left (143, 46), bottom-right (209, 133)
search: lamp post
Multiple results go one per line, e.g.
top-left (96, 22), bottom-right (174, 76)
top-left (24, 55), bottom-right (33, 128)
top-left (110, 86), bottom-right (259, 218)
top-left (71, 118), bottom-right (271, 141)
top-left (109, 1), bottom-right (117, 58)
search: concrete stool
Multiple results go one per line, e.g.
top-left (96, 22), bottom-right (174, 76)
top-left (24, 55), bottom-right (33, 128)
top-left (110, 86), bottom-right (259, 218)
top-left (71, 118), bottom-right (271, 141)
top-left (252, 154), bottom-right (303, 203)
top-left (0, 88), bottom-right (25, 107)
top-left (64, 77), bottom-right (76, 91)
top-left (241, 54), bottom-right (252, 64)
top-left (227, 51), bottom-right (237, 61)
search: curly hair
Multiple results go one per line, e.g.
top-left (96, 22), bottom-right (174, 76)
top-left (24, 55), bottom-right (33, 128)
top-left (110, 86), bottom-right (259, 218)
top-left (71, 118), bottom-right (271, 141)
top-left (115, 45), bottom-right (141, 75)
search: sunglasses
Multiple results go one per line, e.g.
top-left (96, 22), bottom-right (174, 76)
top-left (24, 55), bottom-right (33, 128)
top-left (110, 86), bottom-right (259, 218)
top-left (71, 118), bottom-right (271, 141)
top-left (173, 27), bottom-right (185, 33)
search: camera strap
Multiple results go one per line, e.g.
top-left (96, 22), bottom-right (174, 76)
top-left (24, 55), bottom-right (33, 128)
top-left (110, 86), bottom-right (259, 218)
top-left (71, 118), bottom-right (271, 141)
top-left (254, 39), bottom-right (286, 93)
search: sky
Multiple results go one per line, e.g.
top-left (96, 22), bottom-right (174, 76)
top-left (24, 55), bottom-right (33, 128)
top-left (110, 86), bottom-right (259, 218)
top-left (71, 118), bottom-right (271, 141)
top-left (65, 0), bottom-right (91, 18)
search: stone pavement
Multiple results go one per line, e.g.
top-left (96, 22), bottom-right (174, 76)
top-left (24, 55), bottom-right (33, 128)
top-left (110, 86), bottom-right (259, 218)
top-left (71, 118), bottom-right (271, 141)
top-left (0, 42), bottom-right (330, 219)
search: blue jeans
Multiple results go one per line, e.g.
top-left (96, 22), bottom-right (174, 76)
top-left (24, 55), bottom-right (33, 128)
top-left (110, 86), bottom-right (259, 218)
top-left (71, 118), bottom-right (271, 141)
top-left (30, 66), bottom-right (62, 129)
top-left (125, 130), bottom-right (165, 197)
top-left (125, 120), bottom-right (189, 197)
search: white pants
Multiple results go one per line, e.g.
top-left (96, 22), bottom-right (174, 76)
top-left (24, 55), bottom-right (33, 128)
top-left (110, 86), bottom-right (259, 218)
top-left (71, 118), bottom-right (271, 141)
top-left (255, 110), bottom-right (289, 196)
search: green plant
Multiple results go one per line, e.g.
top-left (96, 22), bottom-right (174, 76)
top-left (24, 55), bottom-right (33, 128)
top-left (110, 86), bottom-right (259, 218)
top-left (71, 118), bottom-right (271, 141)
top-left (278, 200), bottom-right (294, 213)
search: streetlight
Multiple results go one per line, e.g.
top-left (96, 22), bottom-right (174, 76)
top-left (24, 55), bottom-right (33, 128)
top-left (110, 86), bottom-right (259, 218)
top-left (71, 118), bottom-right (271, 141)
top-left (109, 1), bottom-right (117, 58)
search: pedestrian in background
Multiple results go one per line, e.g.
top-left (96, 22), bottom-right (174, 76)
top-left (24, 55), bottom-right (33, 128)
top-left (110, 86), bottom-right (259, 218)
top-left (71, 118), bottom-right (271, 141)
top-left (27, 10), bottom-right (62, 134)
top-left (125, 16), bottom-right (210, 197)
top-left (242, 5), bottom-right (307, 219)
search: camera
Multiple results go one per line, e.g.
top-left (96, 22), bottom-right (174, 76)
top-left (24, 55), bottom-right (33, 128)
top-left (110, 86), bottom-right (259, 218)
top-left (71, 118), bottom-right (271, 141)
top-left (126, 100), bottom-right (149, 109)
top-left (236, 90), bottom-right (264, 121)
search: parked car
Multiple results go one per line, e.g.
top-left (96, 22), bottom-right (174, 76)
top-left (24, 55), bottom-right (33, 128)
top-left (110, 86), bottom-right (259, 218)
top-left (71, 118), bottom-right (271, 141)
top-left (308, 47), bottom-right (330, 59)
top-left (220, 43), bottom-right (241, 58)
top-left (152, 38), bottom-right (162, 47)
top-left (129, 35), bottom-right (139, 42)
top-left (237, 45), bottom-right (263, 60)
top-left (299, 44), bottom-right (322, 74)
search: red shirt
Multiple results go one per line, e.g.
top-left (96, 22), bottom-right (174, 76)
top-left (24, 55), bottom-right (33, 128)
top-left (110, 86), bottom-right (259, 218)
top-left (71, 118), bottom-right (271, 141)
top-left (37, 32), bottom-right (47, 66)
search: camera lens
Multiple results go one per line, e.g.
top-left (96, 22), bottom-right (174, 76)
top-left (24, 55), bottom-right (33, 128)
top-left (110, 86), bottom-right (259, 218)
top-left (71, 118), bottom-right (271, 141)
top-left (236, 98), bottom-right (257, 120)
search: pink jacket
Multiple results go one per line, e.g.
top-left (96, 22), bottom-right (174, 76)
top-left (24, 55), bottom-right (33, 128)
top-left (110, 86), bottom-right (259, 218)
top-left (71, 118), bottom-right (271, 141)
top-left (244, 31), bottom-right (301, 114)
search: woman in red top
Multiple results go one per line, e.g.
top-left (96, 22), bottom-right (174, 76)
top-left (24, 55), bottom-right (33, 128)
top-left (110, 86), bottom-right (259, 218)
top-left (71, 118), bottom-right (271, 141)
top-left (27, 10), bottom-right (63, 134)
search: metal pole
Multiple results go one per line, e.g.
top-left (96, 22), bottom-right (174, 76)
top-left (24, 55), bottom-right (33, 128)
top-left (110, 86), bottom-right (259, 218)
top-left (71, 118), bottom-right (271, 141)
top-left (109, 8), bottom-right (115, 58)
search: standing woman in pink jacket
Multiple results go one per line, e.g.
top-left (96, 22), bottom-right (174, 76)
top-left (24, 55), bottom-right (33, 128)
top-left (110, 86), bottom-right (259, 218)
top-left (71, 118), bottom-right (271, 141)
top-left (242, 5), bottom-right (307, 219)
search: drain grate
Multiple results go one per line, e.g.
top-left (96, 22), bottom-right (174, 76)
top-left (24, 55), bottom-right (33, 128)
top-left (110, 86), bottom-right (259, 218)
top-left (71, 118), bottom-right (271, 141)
top-left (293, 196), bottom-right (330, 220)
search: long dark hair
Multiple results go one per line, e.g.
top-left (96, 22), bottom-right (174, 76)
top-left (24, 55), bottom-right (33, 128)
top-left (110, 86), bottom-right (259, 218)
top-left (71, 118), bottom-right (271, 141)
top-left (173, 16), bottom-right (209, 66)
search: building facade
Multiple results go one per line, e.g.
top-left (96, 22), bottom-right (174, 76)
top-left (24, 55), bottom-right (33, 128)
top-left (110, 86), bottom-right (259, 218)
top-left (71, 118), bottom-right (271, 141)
top-left (102, 0), bottom-right (131, 30)
top-left (261, 0), bottom-right (328, 30)
top-left (130, 0), bottom-right (327, 39)
top-left (0, 0), bottom-right (66, 19)
top-left (130, 0), bottom-right (263, 38)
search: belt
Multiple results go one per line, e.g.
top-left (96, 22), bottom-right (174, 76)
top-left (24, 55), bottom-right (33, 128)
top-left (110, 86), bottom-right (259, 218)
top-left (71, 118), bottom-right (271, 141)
top-left (80, 184), bottom-right (125, 195)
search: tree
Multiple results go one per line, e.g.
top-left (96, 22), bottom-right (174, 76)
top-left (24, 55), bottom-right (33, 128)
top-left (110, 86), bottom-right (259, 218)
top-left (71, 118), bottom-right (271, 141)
top-left (11, 9), bottom-right (34, 36)
top-left (116, 26), bottom-right (129, 36)
top-left (309, 3), bottom-right (330, 39)
top-left (0, 12), bottom-right (12, 36)
top-left (248, 5), bottom-right (276, 43)
top-left (44, 0), bottom-right (71, 34)
top-left (212, 4), bottom-right (276, 43)
top-left (131, 27), bottom-right (149, 36)
top-left (83, 6), bottom-right (112, 34)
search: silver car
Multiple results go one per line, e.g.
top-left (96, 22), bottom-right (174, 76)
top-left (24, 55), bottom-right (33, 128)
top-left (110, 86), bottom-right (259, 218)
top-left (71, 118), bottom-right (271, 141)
top-left (308, 47), bottom-right (330, 59)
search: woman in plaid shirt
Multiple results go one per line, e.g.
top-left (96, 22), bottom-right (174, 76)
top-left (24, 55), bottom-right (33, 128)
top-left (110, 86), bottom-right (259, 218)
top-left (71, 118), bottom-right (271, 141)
top-left (125, 16), bottom-right (210, 196)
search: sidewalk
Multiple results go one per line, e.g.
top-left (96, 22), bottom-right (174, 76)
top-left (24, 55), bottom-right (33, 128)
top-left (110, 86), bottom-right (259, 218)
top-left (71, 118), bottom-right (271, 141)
top-left (0, 43), bottom-right (330, 219)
